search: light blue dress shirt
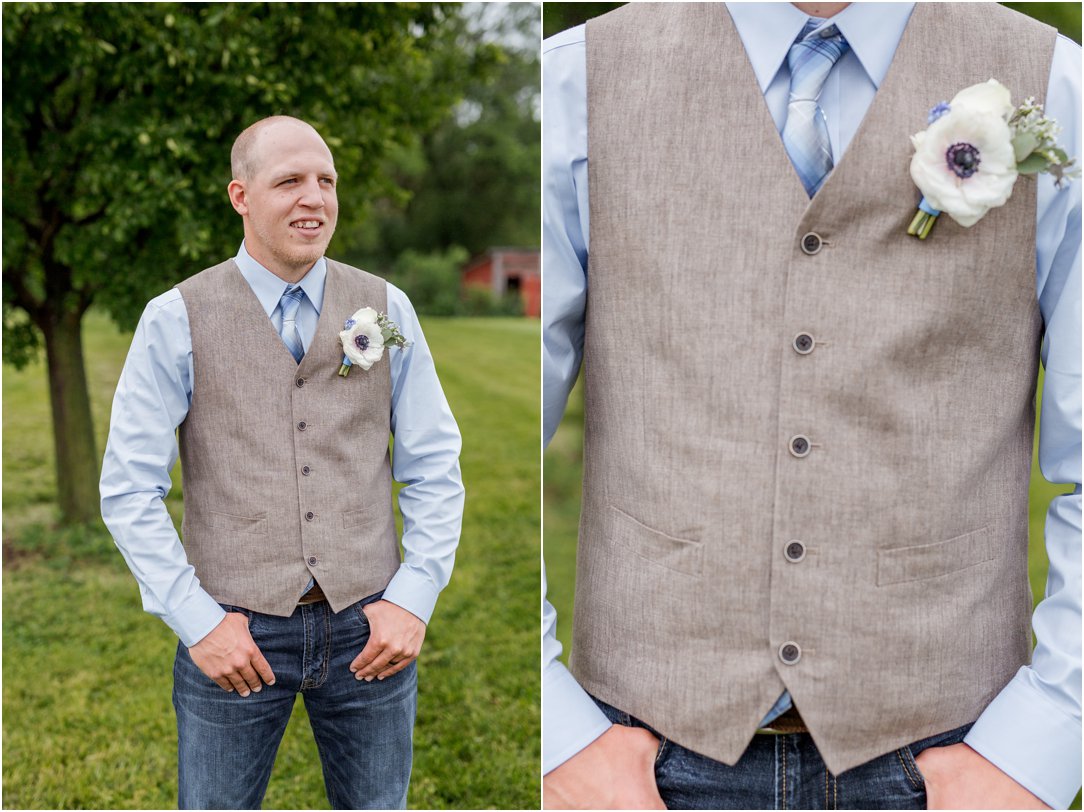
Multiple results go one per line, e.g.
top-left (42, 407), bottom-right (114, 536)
top-left (101, 241), bottom-right (464, 650)
top-left (542, 4), bottom-right (1082, 807)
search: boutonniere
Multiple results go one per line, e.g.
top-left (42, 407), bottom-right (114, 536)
top-left (337, 307), bottom-right (411, 377)
top-left (907, 79), bottom-right (1078, 239)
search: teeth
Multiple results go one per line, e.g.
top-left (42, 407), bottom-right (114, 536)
top-left (293, 221), bottom-right (320, 229)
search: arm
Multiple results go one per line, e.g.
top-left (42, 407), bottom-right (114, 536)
top-left (350, 286), bottom-right (464, 681)
top-left (540, 26), bottom-right (664, 809)
top-left (100, 290), bottom-right (274, 695)
top-left (917, 34), bottom-right (1082, 810)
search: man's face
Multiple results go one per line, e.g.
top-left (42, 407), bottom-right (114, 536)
top-left (231, 123), bottom-right (339, 278)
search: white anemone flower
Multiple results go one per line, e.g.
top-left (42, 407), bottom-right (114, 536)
top-left (339, 307), bottom-right (386, 370)
top-left (909, 107), bottom-right (1018, 227)
top-left (949, 78), bottom-right (1014, 119)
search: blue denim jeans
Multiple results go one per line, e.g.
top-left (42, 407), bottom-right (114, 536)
top-left (173, 592), bottom-right (416, 810)
top-left (593, 697), bottom-right (973, 809)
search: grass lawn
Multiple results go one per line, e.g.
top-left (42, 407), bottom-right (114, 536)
top-left (3, 310), bottom-right (540, 809)
top-left (545, 369), bottom-right (1081, 809)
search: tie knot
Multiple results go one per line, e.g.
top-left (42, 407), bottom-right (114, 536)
top-left (280, 285), bottom-right (304, 320)
top-left (787, 22), bottom-right (849, 83)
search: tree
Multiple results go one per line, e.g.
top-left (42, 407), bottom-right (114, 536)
top-left (360, 2), bottom-right (541, 262)
top-left (3, 2), bottom-right (497, 524)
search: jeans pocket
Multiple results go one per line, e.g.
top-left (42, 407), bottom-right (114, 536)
top-left (897, 745), bottom-right (926, 792)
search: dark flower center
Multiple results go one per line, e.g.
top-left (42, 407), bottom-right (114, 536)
top-left (946, 142), bottom-right (981, 179)
top-left (354, 334), bottom-right (370, 352)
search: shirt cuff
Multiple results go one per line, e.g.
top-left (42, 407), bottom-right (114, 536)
top-left (164, 588), bottom-right (227, 648)
top-left (543, 659), bottom-right (613, 774)
top-left (381, 565), bottom-right (441, 625)
top-left (964, 669), bottom-right (1082, 809)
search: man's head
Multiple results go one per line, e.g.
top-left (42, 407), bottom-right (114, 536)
top-left (227, 116), bottom-right (339, 281)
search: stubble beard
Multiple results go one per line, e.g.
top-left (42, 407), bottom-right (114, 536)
top-left (255, 219), bottom-right (336, 277)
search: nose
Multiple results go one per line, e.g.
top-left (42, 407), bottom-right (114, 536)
top-left (298, 177), bottom-right (325, 208)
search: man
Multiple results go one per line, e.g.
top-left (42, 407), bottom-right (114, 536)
top-left (543, 2), bottom-right (1080, 809)
top-left (101, 116), bottom-right (464, 809)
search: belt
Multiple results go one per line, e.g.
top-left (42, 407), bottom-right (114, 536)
top-left (297, 582), bottom-right (327, 605)
top-left (756, 706), bottom-right (808, 735)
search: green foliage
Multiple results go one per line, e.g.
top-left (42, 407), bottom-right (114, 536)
top-left (3, 311), bottom-right (541, 808)
top-left (345, 3), bottom-right (541, 269)
top-left (2, 1), bottom-right (495, 354)
top-left (390, 246), bottom-right (471, 316)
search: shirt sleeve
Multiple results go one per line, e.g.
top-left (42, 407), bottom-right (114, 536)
top-left (380, 284), bottom-right (464, 625)
top-left (99, 290), bottom-right (226, 648)
top-left (541, 25), bottom-right (614, 775)
top-left (963, 34), bottom-right (1082, 810)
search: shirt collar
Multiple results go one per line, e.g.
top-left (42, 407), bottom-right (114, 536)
top-left (725, 2), bottom-right (915, 93)
top-left (234, 240), bottom-right (326, 317)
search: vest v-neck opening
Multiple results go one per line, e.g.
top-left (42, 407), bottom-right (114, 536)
top-left (720, 3), bottom-right (927, 221)
top-left (227, 259), bottom-right (335, 373)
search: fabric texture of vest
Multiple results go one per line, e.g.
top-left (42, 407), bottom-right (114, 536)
top-left (177, 258), bottom-right (400, 618)
top-left (577, 2), bottom-right (1056, 774)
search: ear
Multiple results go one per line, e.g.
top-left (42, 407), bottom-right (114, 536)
top-left (227, 179), bottom-right (249, 216)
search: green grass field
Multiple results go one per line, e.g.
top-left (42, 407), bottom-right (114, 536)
top-left (3, 311), bottom-right (541, 809)
top-left (544, 370), bottom-right (1081, 808)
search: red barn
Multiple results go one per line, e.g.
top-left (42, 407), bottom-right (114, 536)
top-left (461, 248), bottom-right (540, 318)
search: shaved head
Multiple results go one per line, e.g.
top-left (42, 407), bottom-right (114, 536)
top-left (230, 116), bottom-right (331, 181)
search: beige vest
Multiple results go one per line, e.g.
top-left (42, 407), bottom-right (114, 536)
top-left (576, 3), bottom-right (1055, 774)
top-left (176, 259), bottom-right (400, 617)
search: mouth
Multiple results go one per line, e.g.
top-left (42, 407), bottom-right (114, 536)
top-left (290, 219), bottom-right (325, 234)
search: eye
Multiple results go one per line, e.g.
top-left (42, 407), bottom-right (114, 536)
top-left (320, 177), bottom-right (336, 186)
top-left (279, 178), bottom-right (298, 186)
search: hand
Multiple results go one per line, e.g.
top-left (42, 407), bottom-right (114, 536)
top-left (914, 742), bottom-right (1050, 810)
top-left (349, 600), bottom-right (426, 682)
top-left (543, 724), bottom-right (666, 810)
top-left (187, 611), bottom-right (275, 697)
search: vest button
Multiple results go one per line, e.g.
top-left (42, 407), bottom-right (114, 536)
top-left (305, 511), bottom-right (315, 521)
top-left (789, 435), bottom-right (811, 457)
top-left (297, 421), bottom-right (307, 431)
top-left (784, 541), bottom-right (806, 563)
top-left (296, 378), bottom-right (306, 388)
top-left (793, 333), bottom-right (815, 354)
top-left (301, 465), bottom-right (311, 476)
top-left (801, 232), bottom-right (823, 255)
top-left (307, 556), bottom-right (318, 566)
top-left (779, 642), bottom-right (802, 665)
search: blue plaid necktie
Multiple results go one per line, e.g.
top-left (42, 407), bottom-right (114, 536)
top-left (781, 20), bottom-right (850, 197)
top-left (277, 285), bottom-right (305, 363)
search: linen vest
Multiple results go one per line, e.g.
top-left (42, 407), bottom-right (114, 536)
top-left (576, 2), bottom-right (1056, 774)
top-left (176, 259), bottom-right (400, 617)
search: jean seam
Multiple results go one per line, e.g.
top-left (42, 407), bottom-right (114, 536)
top-left (314, 603), bottom-right (331, 688)
top-left (654, 737), bottom-right (669, 765)
top-left (782, 734), bottom-right (788, 810)
top-left (896, 747), bottom-right (923, 791)
top-left (301, 605), bottom-right (315, 691)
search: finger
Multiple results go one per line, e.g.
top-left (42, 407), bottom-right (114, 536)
top-left (350, 636), bottom-right (384, 675)
top-left (375, 655), bottom-right (415, 681)
top-left (237, 663), bottom-right (264, 693)
top-left (212, 676), bottom-right (235, 693)
top-left (225, 671), bottom-right (252, 697)
top-left (251, 649), bottom-right (276, 686)
top-left (356, 646), bottom-right (397, 681)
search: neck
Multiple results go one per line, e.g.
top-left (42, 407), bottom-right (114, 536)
top-left (244, 243), bottom-right (317, 285)
top-left (791, 2), bottom-right (850, 17)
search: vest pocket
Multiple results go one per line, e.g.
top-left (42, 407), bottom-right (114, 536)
top-left (876, 527), bottom-right (993, 586)
top-left (607, 505), bottom-right (704, 577)
top-left (206, 510), bottom-right (268, 536)
top-left (342, 505), bottom-right (378, 529)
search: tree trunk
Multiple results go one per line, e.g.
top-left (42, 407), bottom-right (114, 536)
top-left (40, 307), bottom-right (100, 525)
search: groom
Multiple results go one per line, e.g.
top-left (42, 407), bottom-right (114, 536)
top-left (543, 2), bottom-right (1080, 809)
top-left (101, 116), bottom-right (464, 809)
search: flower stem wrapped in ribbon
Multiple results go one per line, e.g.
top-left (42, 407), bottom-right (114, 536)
top-left (907, 79), bottom-right (1078, 239)
top-left (338, 307), bottom-right (410, 377)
